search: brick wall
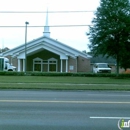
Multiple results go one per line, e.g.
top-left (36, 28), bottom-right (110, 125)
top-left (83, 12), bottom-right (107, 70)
top-left (68, 56), bottom-right (91, 73)
top-left (77, 56), bottom-right (91, 72)
top-left (68, 57), bottom-right (77, 72)
top-left (5, 54), bottom-right (91, 73)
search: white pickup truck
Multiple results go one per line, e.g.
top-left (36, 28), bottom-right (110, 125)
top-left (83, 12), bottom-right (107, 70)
top-left (93, 63), bottom-right (111, 73)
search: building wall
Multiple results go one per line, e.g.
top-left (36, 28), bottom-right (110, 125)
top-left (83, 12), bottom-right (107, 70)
top-left (68, 57), bottom-right (77, 72)
top-left (27, 49), bottom-right (60, 72)
top-left (77, 56), bottom-right (91, 72)
top-left (5, 50), bottom-right (91, 73)
top-left (111, 65), bottom-right (125, 73)
top-left (62, 60), bottom-right (67, 72)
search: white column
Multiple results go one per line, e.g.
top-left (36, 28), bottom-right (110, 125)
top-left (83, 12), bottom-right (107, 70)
top-left (56, 61), bottom-right (58, 72)
top-left (41, 63), bottom-right (42, 72)
top-left (48, 61), bottom-right (49, 72)
top-left (76, 57), bottom-right (78, 72)
top-left (18, 59), bottom-right (20, 72)
top-left (33, 61), bottom-right (34, 71)
top-left (61, 59), bottom-right (63, 72)
top-left (23, 59), bottom-right (25, 72)
top-left (66, 59), bottom-right (68, 72)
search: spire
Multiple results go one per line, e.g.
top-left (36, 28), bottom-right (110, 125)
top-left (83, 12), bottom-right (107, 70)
top-left (43, 8), bottom-right (50, 37)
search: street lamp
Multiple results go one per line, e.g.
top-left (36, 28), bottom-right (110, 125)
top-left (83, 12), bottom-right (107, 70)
top-left (25, 21), bottom-right (29, 73)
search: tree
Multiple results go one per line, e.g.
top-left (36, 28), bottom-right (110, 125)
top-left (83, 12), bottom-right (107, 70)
top-left (0, 47), bottom-right (9, 53)
top-left (120, 50), bottom-right (130, 71)
top-left (87, 0), bottom-right (130, 76)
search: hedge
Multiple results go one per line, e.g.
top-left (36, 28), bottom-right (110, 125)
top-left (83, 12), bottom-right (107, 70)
top-left (0, 71), bottom-right (130, 78)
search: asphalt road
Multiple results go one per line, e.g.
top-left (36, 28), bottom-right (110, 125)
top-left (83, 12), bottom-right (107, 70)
top-left (0, 90), bottom-right (130, 130)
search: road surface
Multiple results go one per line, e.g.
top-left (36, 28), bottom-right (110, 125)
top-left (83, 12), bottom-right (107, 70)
top-left (0, 90), bottom-right (130, 130)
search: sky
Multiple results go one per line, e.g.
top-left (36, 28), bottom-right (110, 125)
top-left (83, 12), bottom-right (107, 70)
top-left (0, 0), bottom-right (100, 52)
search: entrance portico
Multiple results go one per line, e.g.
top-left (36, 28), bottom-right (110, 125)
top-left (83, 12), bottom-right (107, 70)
top-left (16, 46), bottom-right (70, 72)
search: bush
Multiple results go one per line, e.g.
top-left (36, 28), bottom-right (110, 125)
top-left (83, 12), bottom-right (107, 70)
top-left (30, 72), bottom-right (117, 77)
top-left (0, 71), bottom-right (25, 76)
top-left (0, 71), bottom-right (130, 78)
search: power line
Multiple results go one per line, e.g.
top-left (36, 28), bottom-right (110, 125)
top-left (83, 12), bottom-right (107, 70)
top-left (0, 11), bottom-right (95, 13)
top-left (0, 25), bottom-right (92, 28)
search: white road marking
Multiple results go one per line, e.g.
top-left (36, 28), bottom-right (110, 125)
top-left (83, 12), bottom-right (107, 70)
top-left (0, 100), bottom-right (130, 104)
top-left (90, 117), bottom-right (130, 120)
top-left (87, 93), bottom-right (130, 97)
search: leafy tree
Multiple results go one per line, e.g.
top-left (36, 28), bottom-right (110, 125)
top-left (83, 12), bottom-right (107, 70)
top-left (0, 47), bottom-right (9, 53)
top-left (87, 0), bottom-right (130, 76)
top-left (120, 50), bottom-right (130, 71)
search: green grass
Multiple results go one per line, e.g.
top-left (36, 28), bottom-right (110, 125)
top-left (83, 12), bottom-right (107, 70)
top-left (0, 76), bottom-right (130, 90)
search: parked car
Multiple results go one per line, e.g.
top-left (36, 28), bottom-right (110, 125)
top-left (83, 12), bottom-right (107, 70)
top-left (93, 63), bottom-right (111, 73)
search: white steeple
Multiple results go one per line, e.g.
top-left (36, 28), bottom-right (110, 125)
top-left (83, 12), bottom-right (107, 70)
top-left (43, 8), bottom-right (50, 37)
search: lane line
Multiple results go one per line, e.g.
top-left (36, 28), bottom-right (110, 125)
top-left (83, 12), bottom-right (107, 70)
top-left (0, 100), bottom-right (130, 104)
top-left (90, 117), bottom-right (130, 120)
top-left (87, 94), bottom-right (130, 97)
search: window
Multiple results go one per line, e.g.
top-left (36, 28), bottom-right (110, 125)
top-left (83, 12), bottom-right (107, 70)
top-left (33, 57), bottom-right (42, 72)
top-left (69, 66), bottom-right (74, 70)
top-left (48, 58), bottom-right (57, 72)
top-left (33, 57), bottom-right (58, 72)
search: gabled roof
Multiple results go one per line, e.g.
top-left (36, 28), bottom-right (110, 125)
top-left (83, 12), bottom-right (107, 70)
top-left (2, 36), bottom-right (91, 59)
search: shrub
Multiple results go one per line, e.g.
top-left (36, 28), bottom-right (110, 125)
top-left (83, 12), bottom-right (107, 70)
top-left (0, 71), bottom-right (130, 78)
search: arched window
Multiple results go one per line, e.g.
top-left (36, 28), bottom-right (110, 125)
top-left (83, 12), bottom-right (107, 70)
top-left (33, 57), bottom-right (42, 71)
top-left (33, 57), bottom-right (58, 72)
top-left (48, 58), bottom-right (57, 72)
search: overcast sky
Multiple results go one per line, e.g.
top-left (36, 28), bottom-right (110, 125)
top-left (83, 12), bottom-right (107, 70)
top-left (0, 0), bottom-right (100, 52)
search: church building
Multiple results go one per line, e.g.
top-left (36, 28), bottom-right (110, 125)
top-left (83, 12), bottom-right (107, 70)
top-left (2, 10), bottom-right (91, 73)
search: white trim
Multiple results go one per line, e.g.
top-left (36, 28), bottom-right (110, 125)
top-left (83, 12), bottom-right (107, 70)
top-left (48, 58), bottom-right (57, 72)
top-left (18, 59), bottom-right (20, 72)
top-left (48, 61), bottom-right (49, 72)
top-left (61, 59), bottom-right (62, 72)
top-left (76, 57), bottom-right (78, 72)
top-left (2, 36), bottom-right (91, 60)
top-left (33, 57), bottom-right (58, 72)
top-left (33, 57), bottom-right (42, 72)
top-left (23, 59), bottom-right (25, 72)
top-left (66, 59), bottom-right (68, 72)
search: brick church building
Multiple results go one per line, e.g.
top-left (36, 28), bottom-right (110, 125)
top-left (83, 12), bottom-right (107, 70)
top-left (2, 10), bottom-right (91, 73)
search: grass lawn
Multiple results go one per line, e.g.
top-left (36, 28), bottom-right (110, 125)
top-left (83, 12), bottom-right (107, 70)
top-left (0, 76), bottom-right (130, 90)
